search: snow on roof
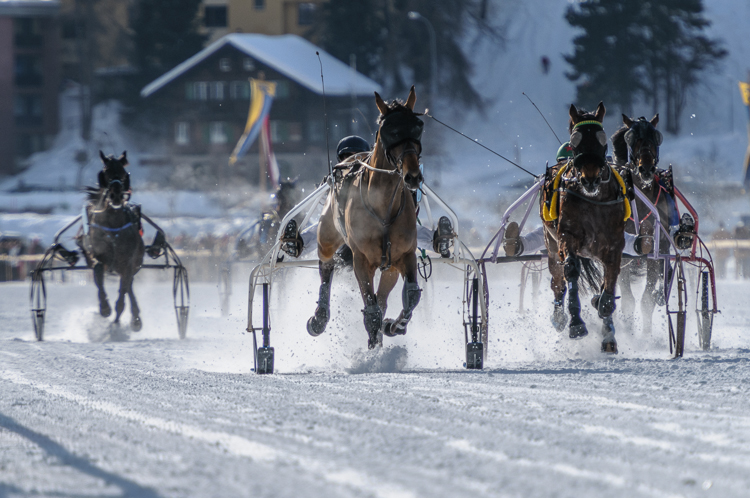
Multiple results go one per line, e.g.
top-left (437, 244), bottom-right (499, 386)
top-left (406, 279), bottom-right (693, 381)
top-left (0, 0), bottom-right (59, 15)
top-left (141, 33), bottom-right (381, 98)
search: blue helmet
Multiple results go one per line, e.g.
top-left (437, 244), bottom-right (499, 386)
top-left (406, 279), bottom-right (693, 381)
top-left (336, 136), bottom-right (370, 162)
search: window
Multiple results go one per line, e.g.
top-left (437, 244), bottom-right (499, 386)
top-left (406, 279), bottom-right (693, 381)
top-left (175, 122), bottom-right (190, 145)
top-left (243, 57), bottom-right (255, 71)
top-left (230, 81), bottom-right (250, 99)
top-left (307, 120), bottom-right (324, 142)
top-left (210, 81), bottom-right (226, 100)
top-left (194, 82), bottom-right (208, 100)
top-left (14, 18), bottom-right (42, 47)
top-left (204, 5), bottom-right (228, 27)
top-left (219, 58), bottom-right (231, 72)
top-left (270, 121), bottom-right (287, 143)
top-left (209, 122), bottom-right (228, 144)
top-left (254, 0), bottom-right (265, 10)
top-left (14, 55), bottom-right (43, 86)
top-left (298, 3), bottom-right (316, 26)
top-left (271, 80), bottom-right (290, 99)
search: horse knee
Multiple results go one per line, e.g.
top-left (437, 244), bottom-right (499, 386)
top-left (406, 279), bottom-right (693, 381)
top-left (401, 280), bottom-right (422, 318)
top-left (564, 255), bottom-right (581, 282)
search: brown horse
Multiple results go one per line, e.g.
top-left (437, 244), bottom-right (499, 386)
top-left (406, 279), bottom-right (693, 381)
top-left (612, 114), bottom-right (674, 333)
top-left (308, 87), bottom-right (424, 349)
top-left (541, 102), bottom-right (629, 353)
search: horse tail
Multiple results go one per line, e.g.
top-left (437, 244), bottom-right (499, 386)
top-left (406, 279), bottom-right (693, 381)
top-left (578, 257), bottom-right (603, 295)
top-left (610, 126), bottom-right (628, 165)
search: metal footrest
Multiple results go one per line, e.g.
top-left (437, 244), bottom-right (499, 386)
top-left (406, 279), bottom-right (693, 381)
top-left (255, 346), bottom-right (275, 374)
top-left (465, 342), bottom-right (483, 370)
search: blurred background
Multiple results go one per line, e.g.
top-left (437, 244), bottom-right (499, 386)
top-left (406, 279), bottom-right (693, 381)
top-left (1, 0), bottom-right (749, 282)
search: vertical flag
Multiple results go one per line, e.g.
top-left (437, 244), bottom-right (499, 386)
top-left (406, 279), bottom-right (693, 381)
top-left (740, 81), bottom-right (750, 186)
top-left (229, 79), bottom-right (277, 166)
top-left (261, 117), bottom-right (280, 189)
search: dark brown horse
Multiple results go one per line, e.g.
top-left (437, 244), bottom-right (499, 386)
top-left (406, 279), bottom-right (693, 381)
top-left (308, 87), bottom-right (424, 349)
top-left (612, 114), bottom-right (672, 334)
top-left (80, 151), bottom-right (145, 330)
top-left (541, 103), bottom-right (629, 353)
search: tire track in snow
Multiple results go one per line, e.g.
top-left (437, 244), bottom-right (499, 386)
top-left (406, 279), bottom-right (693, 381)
top-left (0, 369), bottom-right (417, 498)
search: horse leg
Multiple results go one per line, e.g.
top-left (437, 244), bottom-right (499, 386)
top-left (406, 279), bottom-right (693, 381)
top-left (548, 258), bottom-right (567, 331)
top-left (113, 271), bottom-right (133, 325)
top-left (352, 250), bottom-right (381, 349)
top-left (640, 259), bottom-right (661, 336)
top-left (307, 205), bottom-right (343, 337)
top-left (128, 284), bottom-right (142, 331)
top-left (93, 263), bottom-right (111, 317)
top-left (564, 254), bottom-right (588, 339)
top-left (307, 259), bottom-right (335, 336)
top-left (597, 254), bottom-right (621, 354)
top-left (619, 264), bottom-right (635, 319)
top-left (376, 268), bottom-right (399, 318)
top-left (381, 254), bottom-right (421, 337)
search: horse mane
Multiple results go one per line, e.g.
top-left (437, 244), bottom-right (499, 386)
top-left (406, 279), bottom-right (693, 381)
top-left (83, 185), bottom-right (104, 204)
top-left (610, 126), bottom-right (628, 165)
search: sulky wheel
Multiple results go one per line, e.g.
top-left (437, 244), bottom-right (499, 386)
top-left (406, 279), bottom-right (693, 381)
top-left (30, 271), bottom-right (47, 341)
top-left (173, 265), bottom-right (190, 339)
top-left (697, 270), bottom-right (713, 351)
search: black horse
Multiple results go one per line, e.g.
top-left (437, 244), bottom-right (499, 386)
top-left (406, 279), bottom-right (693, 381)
top-left (611, 115), bottom-right (674, 333)
top-left (76, 151), bottom-right (146, 330)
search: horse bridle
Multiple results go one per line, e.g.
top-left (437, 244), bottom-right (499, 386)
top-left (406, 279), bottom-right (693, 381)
top-left (568, 120), bottom-right (608, 188)
top-left (625, 120), bottom-right (662, 181)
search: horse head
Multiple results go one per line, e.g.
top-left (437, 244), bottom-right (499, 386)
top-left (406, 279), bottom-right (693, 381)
top-left (622, 114), bottom-right (661, 187)
top-left (374, 86), bottom-right (424, 191)
top-left (568, 102), bottom-right (608, 196)
top-left (274, 177), bottom-right (299, 217)
top-left (98, 150), bottom-right (130, 209)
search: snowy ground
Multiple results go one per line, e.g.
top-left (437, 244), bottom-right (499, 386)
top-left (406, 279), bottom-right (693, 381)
top-left (2, 259), bottom-right (750, 497)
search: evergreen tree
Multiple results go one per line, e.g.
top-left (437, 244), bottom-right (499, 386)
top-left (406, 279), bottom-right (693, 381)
top-left (314, 0), bottom-right (500, 111)
top-left (565, 0), bottom-right (725, 133)
top-left (130, 0), bottom-right (206, 88)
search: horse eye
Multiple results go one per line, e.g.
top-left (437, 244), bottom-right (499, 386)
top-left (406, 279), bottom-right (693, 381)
top-left (570, 131), bottom-right (582, 147)
top-left (596, 130), bottom-right (607, 146)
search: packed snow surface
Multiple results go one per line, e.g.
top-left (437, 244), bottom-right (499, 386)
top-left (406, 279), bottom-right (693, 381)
top-left (1, 261), bottom-right (750, 497)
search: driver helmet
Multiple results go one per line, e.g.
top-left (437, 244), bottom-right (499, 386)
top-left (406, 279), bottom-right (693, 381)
top-left (336, 136), bottom-right (370, 162)
top-left (556, 141), bottom-right (574, 162)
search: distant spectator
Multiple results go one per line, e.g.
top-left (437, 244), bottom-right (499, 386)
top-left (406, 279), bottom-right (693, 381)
top-left (541, 56), bottom-right (550, 75)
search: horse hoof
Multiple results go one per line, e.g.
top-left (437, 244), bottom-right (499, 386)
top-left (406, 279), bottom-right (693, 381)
top-left (306, 310), bottom-right (328, 337)
top-left (368, 330), bottom-right (383, 349)
top-left (100, 301), bottom-right (112, 317)
top-left (381, 319), bottom-right (406, 337)
top-left (601, 340), bottom-right (618, 354)
top-left (552, 307), bottom-right (568, 332)
top-left (131, 316), bottom-right (142, 332)
top-left (569, 323), bottom-right (588, 339)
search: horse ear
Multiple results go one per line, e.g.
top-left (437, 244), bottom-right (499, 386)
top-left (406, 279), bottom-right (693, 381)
top-left (569, 104), bottom-right (579, 123)
top-left (650, 114), bottom-right (659, 127)
top-left (405, 85), bottom-right (416, 111)
top-left (120, 151), bottom-right (128, 166)
top-left (622, 114), bottom-right (634, 127)
top-left (374, 91), bottom-right (389, 116)
top-left (595, 101), bottom-right (606, 121)
top-left (99, 150), bottom-right (106, 162)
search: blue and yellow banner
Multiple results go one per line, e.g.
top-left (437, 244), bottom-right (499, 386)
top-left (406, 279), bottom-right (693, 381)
top-left (229, 79), bottom-right (277, 165)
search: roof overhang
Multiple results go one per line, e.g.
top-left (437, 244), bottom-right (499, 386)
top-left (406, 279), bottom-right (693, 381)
top-left (0, 0), bottom-right (60, 16)
top-left (141, 33), bottom-right (381, 98)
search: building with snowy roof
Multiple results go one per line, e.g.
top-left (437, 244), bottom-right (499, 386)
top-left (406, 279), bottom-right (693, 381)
top-left (140, 33), bottom-right (381, 182)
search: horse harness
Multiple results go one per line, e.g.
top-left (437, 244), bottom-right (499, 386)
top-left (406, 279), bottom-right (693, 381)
top-left (332, 109), bottom-right (424, 270)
